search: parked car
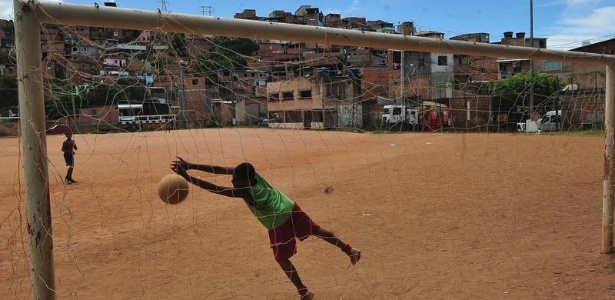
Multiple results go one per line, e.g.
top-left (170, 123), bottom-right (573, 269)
top-left (47, 124), bottom-right (71, 135)
top-left (257, 118), bottom-right (269, 126)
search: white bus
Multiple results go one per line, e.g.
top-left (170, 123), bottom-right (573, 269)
top-left (117, 102), bottom-right (175, 129)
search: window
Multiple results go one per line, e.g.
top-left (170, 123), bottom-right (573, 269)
top-left (329, 83), bottom-right (343, 97)
top-left (437, 56), bottom-right (448, 66)
top-left (418, 58), bottom-right (426, 67)
top-left (192, 78), bottom-right (199, 85)
top-left (542, 61), bottom-right (562, 71)
top-left (299, 90), bottom-right (312, 98)
top-left (540, 114), bottom-right (562, 124)
top-left (282, 91), bottom-right (294, 100)
top-left (268, 93), bottom-right (279, 101)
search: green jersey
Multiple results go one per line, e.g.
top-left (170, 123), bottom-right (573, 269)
top-left (244, 173), bottom-right (294, 230)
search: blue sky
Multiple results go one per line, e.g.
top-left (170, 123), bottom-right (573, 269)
top-left (2, 0), bottom-right (614, 50)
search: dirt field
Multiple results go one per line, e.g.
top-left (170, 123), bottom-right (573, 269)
top-left (1, 128), bottom-right (614, 299)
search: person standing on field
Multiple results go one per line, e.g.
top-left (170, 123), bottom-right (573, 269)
top-left (171, 157), bottom-right (361, 300)
top-left (62, 130), bottom-right (77, 184)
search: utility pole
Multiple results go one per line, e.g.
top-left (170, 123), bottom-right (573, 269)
top-left (399, 23), bottom-right (405, 106)
top-left (529, 0), bottom-right (535, 118)
top-left (179, 60), bottom-right (186, 110)
top-left (159, 0), bottom-right (169, 12)
top-left (200, 5), bottom-right (213, 16)
top-left (71, 84), bottom-right (78, 127)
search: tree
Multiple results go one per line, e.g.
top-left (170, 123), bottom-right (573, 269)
top-left (3, 20), bottom-right (14, 44)
top-left (44, 78), bottom-right (75, 120)
top-left (117, 78), bottom-right (147, 102)
top-left (170, 33), bottom-right (188, 57)
top-left (490, 72), bottom-right (561, 99)
top-left (198, 51), bottom-right (236, 82)
top-left (0, 48), bottom-right (12, 65)
top-left (215, 37), bottom-right (260, 57)
top-left (81, 79), bottom-right (147, 107)
top-left (136, 44), bottom-right (156, 62)
top-left (197, 37), bottom-right (259, 82)
top-left (0, 76), bottom-right (18, 109)
top-left (82, 82), bottom-right (122, 107)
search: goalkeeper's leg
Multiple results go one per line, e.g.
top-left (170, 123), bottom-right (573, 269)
top-left (313, 227), bottom-right (361, 265)
top-left (277, 259), bottom-right (314, 299)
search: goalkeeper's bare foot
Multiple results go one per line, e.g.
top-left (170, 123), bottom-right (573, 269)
top-left (349, 248), bottom-right (361, 265)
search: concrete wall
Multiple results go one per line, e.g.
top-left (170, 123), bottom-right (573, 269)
top-left (337, 104), bottom-right (362, 127)
top-left (267, 77), bottom-right (323, 111)
top-left (448, 96), bottom-right (491, 130)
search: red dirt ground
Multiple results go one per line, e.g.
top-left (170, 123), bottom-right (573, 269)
top-left (1, 129), bottom-right (614, 299)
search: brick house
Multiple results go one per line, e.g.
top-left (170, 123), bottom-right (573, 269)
top-left (266, 67), bottom-right (362, 129)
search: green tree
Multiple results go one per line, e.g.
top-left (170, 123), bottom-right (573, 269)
top-left (3, 20), bottom-right (14, 44)
top-left (44, 78), bottom-right (75, 120)
top-left (0, 48), bottom-right (12, 65)
top-left (136, 44), bottom-right (155, 62)
top-left (81, 79), bottom-right (147, 107)
top-left (82, 82), bottom-right (122, 107)
top-left (170, 33), bottom-right (188, 57)
top-left (117, 78), bottom-right (147, 102)
top-left (197, 37), bottom-right (259, 82)
top-left (490, 72), bottom-right (561, 99)
top-left (215, 37), bottom-right (260, 57)
top-left (198, 51), bottom-right (236, 82)
top-left (0, 76), bottom-right (18, 109)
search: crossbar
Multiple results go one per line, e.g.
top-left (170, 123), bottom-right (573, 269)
top-left (34, 1), bottom-right (615, 65)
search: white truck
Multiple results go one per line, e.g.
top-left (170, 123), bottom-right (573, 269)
top-left (381, 102), bottom-right (451, 131)
top-left (538, 110), bottom-right (563, 131)
top-left (381, 104), bottom-right (419, 130)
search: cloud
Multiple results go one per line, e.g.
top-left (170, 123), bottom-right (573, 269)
top-left (0, 0), bottom-right (13, 20)
top-left (0, 0), bottom-right (64, 20)
top-left (565, 0), bottom-right (602, 6)
top-left (559, 6), bottom-right (615, 33)
top-left (547, 5), bottom-right (615, 49)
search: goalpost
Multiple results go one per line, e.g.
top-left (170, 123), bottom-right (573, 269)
top-left (12, 0), bottom-right (615, 298)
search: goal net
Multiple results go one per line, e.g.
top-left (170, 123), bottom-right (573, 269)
top-left (1, 1), bottom-right (614, 299)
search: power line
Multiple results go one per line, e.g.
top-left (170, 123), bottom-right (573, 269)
top-left (200, 5), bottom-right (213, 16)
top-left (158, 0), bottom-right (169, 13)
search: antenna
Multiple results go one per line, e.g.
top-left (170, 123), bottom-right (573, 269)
top-left (158, 0), bottom-right (169, 12)
top-left (199, 5), bottom-right (213, 16)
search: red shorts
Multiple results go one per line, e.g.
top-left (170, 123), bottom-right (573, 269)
top-left (268, 202), bottom-right (320, 262)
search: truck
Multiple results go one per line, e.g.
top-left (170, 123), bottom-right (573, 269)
top-left (381, 101), bottom-right (451, 131)
top-left (381, 105), bottom-right (419, 130)
top-left (538, 110), bottom-right (563, 131)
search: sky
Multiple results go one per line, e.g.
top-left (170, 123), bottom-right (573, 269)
top-left (1, 0), bottom-right (614, 50)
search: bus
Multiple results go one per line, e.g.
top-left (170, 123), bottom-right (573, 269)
top-left (117, 101), bottom-right (175, 130)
